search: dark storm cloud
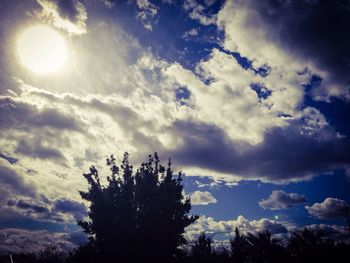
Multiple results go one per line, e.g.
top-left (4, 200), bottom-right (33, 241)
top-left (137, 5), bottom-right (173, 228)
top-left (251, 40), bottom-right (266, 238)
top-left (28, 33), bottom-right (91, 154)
top-left (241, 0), bottom-right (350, 98)
top-left (259, 190), bottom-right (306, 210)
top-left (168, 119), bottom-right (350, 183)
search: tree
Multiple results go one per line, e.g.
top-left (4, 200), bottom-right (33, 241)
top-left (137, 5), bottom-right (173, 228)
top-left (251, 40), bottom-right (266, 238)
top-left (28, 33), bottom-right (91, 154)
top-left (77, 152), bottom-right (198, 263)
top-left (191, 233), bottom-right (213, 260)
top-left (230, 227), bottom-right (247, 263)
top-left (287, 227), bottom-right (337, 263)
top-left (36, 245), bottom-right (66, 263)
top-left (245, 230), bottom-right (287, 263)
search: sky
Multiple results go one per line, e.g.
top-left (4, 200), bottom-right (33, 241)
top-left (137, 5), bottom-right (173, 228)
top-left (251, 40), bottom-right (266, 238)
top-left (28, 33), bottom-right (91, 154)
top-left (0, 0), bottom-right (350, 252)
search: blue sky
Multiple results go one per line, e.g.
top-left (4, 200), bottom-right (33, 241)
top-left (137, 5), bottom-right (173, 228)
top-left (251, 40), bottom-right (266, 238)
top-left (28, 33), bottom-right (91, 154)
top-left (0, 0), bottom-right (350, 252)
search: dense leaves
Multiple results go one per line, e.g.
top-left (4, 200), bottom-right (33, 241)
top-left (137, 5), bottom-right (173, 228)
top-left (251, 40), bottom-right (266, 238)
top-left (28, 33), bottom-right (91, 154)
top-left (77, 153), bottom-right (197, 262)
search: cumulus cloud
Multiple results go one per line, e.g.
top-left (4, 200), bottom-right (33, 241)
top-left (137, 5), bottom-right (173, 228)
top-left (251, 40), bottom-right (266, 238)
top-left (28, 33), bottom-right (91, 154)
top-left (36, 0), bottom-right (87, 35)
top-left (305, 198), bottom-right (349, 219)
top-left (185, 215), bottom-right (287, 240)
top-left (190, 190), bottom-right (217, 205)
top-left (3, 50), bottom-right (350, 188)
top-left (217, 0), bottom-right (350, 100)
top-left (0, 228), bottom-right (87, 253)
top-left (0, 0), bottom-right (349, 215)
top-left (259, 190), bottom-right (306, 210)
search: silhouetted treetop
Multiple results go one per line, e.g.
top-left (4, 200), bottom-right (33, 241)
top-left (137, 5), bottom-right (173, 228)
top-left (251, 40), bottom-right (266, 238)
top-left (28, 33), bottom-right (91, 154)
top-left (78, 152), bottom-right (198, 263)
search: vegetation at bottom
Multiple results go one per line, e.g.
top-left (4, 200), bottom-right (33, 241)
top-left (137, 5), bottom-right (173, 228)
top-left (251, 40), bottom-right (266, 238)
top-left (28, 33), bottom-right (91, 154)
top-left (1, 153), bottom-right (349, 263)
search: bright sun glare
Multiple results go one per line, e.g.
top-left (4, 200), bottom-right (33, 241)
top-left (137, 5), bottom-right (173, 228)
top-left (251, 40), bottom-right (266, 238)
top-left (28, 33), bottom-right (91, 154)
top-left (17, 25), bottom-right (67, 74)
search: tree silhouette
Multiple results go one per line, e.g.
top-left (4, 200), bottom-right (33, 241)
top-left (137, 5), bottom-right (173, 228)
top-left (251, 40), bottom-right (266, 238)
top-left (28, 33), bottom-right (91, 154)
top-left (287, 227), bottom-right (340, 263)
top-left (230, 227), bottom-right (247, 263)
top-left (36, 245), bottom-right (66, 263)
top-left (245, 230), bottom-right (287, 263)
top-left (77, 152), bottom-right (198, 263)
top-left (191, 233), bottom-right (212, 262)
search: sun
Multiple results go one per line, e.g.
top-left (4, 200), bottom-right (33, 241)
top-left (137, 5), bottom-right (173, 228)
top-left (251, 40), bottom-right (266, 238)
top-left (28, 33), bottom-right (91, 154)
top-left (17, 25), bottom-right (68, 74)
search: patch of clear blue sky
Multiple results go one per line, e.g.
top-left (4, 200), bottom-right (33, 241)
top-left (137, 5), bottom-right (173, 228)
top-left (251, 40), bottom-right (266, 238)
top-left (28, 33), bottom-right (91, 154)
top-left (183, 171), bottom-right (350, 227)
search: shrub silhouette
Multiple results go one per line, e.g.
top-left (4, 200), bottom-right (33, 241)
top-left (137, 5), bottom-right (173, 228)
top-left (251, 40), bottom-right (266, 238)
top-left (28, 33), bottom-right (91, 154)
top-left (77, 153), bottom-right (198, 263)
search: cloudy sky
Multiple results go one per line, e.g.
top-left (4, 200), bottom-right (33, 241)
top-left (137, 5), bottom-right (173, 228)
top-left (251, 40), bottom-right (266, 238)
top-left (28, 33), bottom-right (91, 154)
top-left (1, 0), bottom-right (350, 252)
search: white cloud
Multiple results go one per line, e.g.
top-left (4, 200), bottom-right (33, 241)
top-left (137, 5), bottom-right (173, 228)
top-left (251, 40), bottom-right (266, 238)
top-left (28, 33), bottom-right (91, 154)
top-left (305, 198), bottom-right (349, 219)
top-left (191, 190), bottom-right (217, 205)
top-left (164, 48), bottom-right (311, 145)
top-left (183, 0), bottom-right (217, 25)
top-left (136, 0), bottom-right (159, 31)
top-left (185, 215), bottom-right (287, 240)
top-left (0, 2), bottom-right (348, 213)
top-left (259, 190), bottom-right (306, 210)
top-left (183, 28), bottom-right (199, 39)
top-left (216, 0), bottom-right (350, 101)
top-left (36, 0), bottom-right (87, 35)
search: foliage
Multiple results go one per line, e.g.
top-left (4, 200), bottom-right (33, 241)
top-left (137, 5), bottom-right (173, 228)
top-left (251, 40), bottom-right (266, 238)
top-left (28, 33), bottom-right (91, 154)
top-left (191, 233), bottom-right (212, 261)
top-left (230, 227), bottom-right (247, 263)
top-left (3, 227), bottom-right (350, 263)
top-left (36, 245), bottom-right (67, 263)
top-left (77, 152), bottom-right (198, 262)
